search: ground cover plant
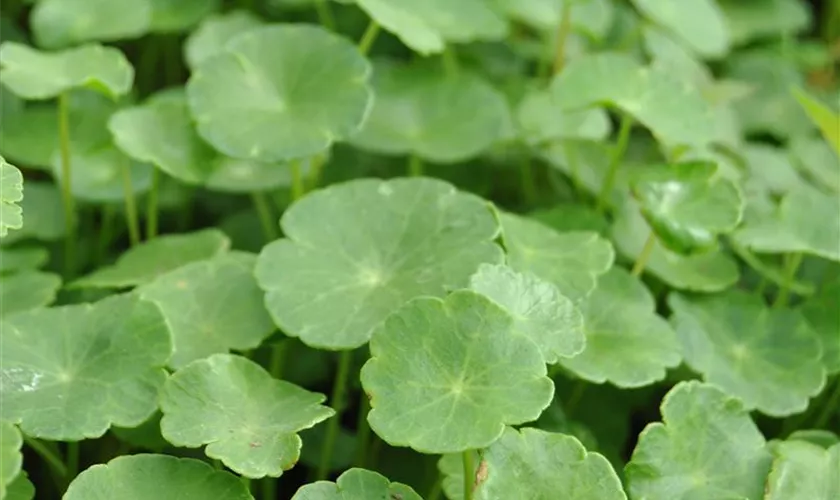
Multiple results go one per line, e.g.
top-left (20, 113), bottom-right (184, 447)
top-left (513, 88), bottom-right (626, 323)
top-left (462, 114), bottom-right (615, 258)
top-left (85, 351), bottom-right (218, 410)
top-left (0, 0), bottom-right (839, 498)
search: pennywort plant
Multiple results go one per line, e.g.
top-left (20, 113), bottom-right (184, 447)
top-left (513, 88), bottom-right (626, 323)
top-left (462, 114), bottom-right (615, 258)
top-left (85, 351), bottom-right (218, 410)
top-left (0, 0), bottom-right (838, 499)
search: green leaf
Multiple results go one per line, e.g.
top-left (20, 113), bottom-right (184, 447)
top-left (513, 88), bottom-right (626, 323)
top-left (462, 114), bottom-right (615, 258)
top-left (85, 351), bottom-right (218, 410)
top-left (204, 155), bottom-right (302, 193)
top-left (184, 10), bottom-right (264, 70)
top-left (550, 53), bottom-right (716, 147)
top-left (0, 183), bottom-right (65, 245)
top-left (187, 24), bottom-right (372, 162)
top-left (52, 145), bottom-right (153, 203)
top-left (0, 293), bottom-right (172, 440)
top-left (72, 228), bottom-right (230, 289)
top-left (361, 290), bottom-right (554, 453)
top-left (64, 454), bottom-right (254, 500)
top-left (792, 87), bottom-right (840, 157)
top-left (789, 136), bottom-right (840, 194)
top-left (669, 291), bottom-right (826, 416)
top-left (30, 0), bottom-right (151, 49)
top-left (719, 0), bottom-right (811, 45)
top-left (0, 422), bottom-right (23, 498)
top-left (472, 427), bottom-right (626, 500)
top-left (631, 0), bottom-right (729, 57)
top-left (559, 268), bottom-right (681, 388)
top-left (160, 354), bottom-right (333, 478)
top-left (255, 178), bottom-right (503, 350)
top-left (0, 43), bottom-right (134, 100)
top-left (469, 263), bottom-right (585, 363)
top-left (291, 468), bottom-right (422, 500)
top-left (149, 0), bottom-right (220, 33)
top-left (350, 61), bottom-right (511, 163)
top-left (0, 157), bottom-right (23, 238)
top-left (138, 252), bottom-right (274, 368)
top-left (0, 247), bottom-right (48, 274)
top-left (498, 211), bottom-right (614, 301)
top-left (642, 24), bottom-right (712, 86)
top-left (625, 381), bottom-right (772, 500)
top-left (765, 440), bottom-right (840, 500)
top-left (741, 142), bottom-right (808, 197)
top-left (5, 471), bottom-right (33, 500)
top-left (516, 88), bottom-right (611, 145)
top-left (492, 0), bottom-right (614, 40)
top-left (611, 198), bottom-right (740, 292)
top-left (354, 0), bottom-right (507, 55)
top-left (631, 161), bottom-right (744, 254)
top-left (0, 105), bottom-right (58, 169)
top-left (801, 281), bottom-right (840, 374)
top-left (0, 271), bottom-right (61, 318)
top-left (787, 430), bottom-right (839, 449)
top-left (733, 185), bottom-right (840, 262)
top-left (529, 204), bottom-right (610, 237)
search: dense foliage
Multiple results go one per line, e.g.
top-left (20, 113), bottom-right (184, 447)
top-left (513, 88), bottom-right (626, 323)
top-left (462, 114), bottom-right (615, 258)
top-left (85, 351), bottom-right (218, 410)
top-left (0, 0), bottom-right (838, 499)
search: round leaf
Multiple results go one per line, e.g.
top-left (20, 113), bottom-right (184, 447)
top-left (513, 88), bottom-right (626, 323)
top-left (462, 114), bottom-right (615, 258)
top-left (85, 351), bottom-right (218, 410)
top-left (493, 0), bottom-right (614, 40)
top-left (625, 381), bottom-right (772, 500)
top-left (64, 454), bottom-right (253, 500)
top-left (469, 263), bottom-right (585, 363)
top-left (349, 61), bottom-right (511, 163)
top-left (0, 293), bottom-right (172, 440)
top-left (138, 252), bottom-right (275, 368)
top-left (255, 178), bottom-right (503, 350)
top-left (31, 0), bottom-right (151, 49)
top-left (789, 135), bottom-right (840, 194)
top-left (0, 271), bottom-right (61, 318)
top-left (0, 422), bottom-right (23, 497)
top-left (801, 281), bottom-right (840, 374)
top-left (71, 228), bottom-right (230, 289)
top-left (160, 354), bottom-right (334, 478)
top-left (0, 157), bottom-right (23, 237)
top-left (360, 290), bottom-right (554, 453)
top-left (0, 43), bottom-right (133, 100)
top-left (5, 470), bottom-right (33, 500)
top-left (354, 0), bottom-right (507, 55)
top-left (631, 0), bottom-right (729, 57)
top-left (473, 427), bottom-right (626, 500)
top-left (516, 88), bottom-right (611, 145)
top-left (0, 105), bottom-right (59, 168)
top-left (187, 24), bottom-right (372, 162)
top-left (149, 0), bottom-right (220, 33)
top-left (559, 268), bottom-right (682, 388)
top-left (498, 211), bottom-right (614, 301)
top-left (291, 468), bottom-right (422, 500)
top-left (184, 10), bottom-right (264, 70)
top-left (550, 53), bottom-right (716, 147)
top-left (669, 290), bottom-right (826, 416)
top-left (0, 247), bottom-right (49, 274)
top-left (765, 440), bottom-right (840, 500)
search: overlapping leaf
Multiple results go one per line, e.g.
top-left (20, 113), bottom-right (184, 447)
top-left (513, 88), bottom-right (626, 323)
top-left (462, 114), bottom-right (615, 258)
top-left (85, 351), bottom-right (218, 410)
top-left (516, 88), bottom-right (610, 145)
top-left (0, 157), bottom-right (23, 237)
top-left (719, 0), bottom-right (811, 45)
top-left (492, 0), bottom-right (614, 40)
top-left (0, 271), bottom-right (61, 317)
top-left (801, 280), bottom-right (840, 374)
top-left (765, 440), bottom-right (840, 500)
top-left (291, 468), bottom-right (422, 500)
top-left (0, 247), bottom-right (48, 275)
top-left (149, 0), bottom-right (220, 33)
top-left (31, 0), bottom-right (151, 48)
top-left (255, 178), bottom-right (503, 350)
top-left (631, 0), bottom-right (729, 57)
top-left (184, 10), bottom-right (264, 70)
top-left (0, 422), bottom-right (23, 498)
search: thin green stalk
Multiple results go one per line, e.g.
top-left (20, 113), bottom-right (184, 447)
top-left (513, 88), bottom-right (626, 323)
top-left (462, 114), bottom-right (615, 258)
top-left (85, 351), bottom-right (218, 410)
top-left (367, 434), bottom-right (382, 469)
top-left (251, 191), bottom-right (279, 242)
top-left (269, 339), bottom-right (288, 379)
top-left (261, 477), bottom-right (276, 500)
top-left (596, 113), bottom-right (633, 214)
top-left (66, 441), bottom-right (80, 477)
top-left (358, 20), bottom-right (380, 55)
top-left (520, 153), bottom-right (537, 205)
top-left (426, 477), bottom-right (443, 500)
top-left (354, 394), bottom-right (372, 468)
top-left (632, 232), bottom-right (657, 277)
top-left (291, 160), bottom-right (305, 202)
top-left (408, 155), bottom-right (424, 177)
top-left (24, 437), bottom-right (68, 480)
top-left (307, 154), bottom-right (326, 191)
top-left (146, 168), bottom-right (160, 239)
top-left (58, 91), bottom-right (76, 277)
top-left (552, 1), bottom-right (574, 74)
top-left (317, 351), bottom-right (353, 480)
top-left (121, 158), bottom-right (141, 246)
top-left (774, 253), bottom-right (803, 308)
top-left (813, 377), bottom-right (840, 429)
top-left (462, 451), bottom-right (474, 500)
top-left (95, 204), bottom-right (116, 266)
top-left (313, 0), bottom-right (335, 30)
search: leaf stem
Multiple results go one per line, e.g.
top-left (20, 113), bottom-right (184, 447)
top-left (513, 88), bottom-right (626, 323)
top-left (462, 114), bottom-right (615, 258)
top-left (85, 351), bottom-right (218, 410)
top-left (121, 158), bottom-right (141, 246)
top-left (146, 168), bottom-right (160, 240)
top-left (308, 153), bottom-right (326, 191)
top-left (291, 160), bottom-right (305, 202)
top-left (269, 339), bottom-right (288, 379)
top-left (358, 20), bottom-right (380, 56)
top-left (261, 477), bottom-right (276, 500)
top-left (313, 0), bottom-right (335, 31)
top-left (632, 232), bottom-right (657, 277)
top-left (520, 152), bottom-right (537, 205)
top-left (95, 204), bottom-right (116, 265)
top-left (58, 91), bottom-right (76, 277)
top-left (812, 377), bottom-right (840, 429)
top-left (317, 350), bottom-right (353, 480)
top-left (596, 112), bottom-right (633, 214)
top-left (774, 253), bottom-right (803, 308)
top-left (251, 191), bottom-right (278, 242)
top-left (552, 1), bottom-right (574, 75)
top-left (462, 451), bottom-right (474, 500)
top-left (24, 437), bottom-right (68, 480)
top-left (408, 155), bottom-right (424, 177)
top-left (66, 441), bottom-right (79, 477)
top-left (354, 393), bottom-right (372, 468)
top-left (426, 476), bottom-right (443, 500)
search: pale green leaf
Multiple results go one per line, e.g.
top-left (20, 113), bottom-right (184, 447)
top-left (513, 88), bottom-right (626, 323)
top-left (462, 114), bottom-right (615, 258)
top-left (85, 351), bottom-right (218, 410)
top-left (801, 281), bottom-right (840, 374)
top-left (0, 157), bottom-right (23, 238)
top-left (0, 105), bottom-right (58, 169)
top-left (491, 0), bottom-right (614, 40)
top-left (291, 468), bottom-right (422, 500)
top-left (765, 440), bottom-right (840, 500)
top-left (517, 88), bottom-right (611, 145)
top-left (184, 10), bottom-right (264, 70)
top-left (0, 271), bottom-right (61, 318)
top-left (631, 0), bottom-right (729, 57)
top-left (0, 422), bottom-right (23, 498)
top-left (31, 0), bottom-right (151, 49)
top-left (719, 0), bottom-right (811, 45)
top-left (149, 0), bottom-right (220, 33)
top-left (0, 247), bottom-right (48, 274)
top-left (0, 183), bottom-right (65, 245)
top-left (792, 87), bottom-right (840, 157)
top-left (789, 136), bottom-right (840, 193)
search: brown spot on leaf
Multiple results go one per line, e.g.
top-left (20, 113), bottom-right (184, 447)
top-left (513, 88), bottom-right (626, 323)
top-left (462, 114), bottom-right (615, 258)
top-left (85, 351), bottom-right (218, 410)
top-left (474, 459), bottom-right (488, 488)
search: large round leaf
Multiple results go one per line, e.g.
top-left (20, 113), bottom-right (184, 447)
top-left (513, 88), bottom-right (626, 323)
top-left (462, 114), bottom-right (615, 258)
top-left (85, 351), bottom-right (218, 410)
top-left (625, 381), bottom-right (772, 500)
top-left (360, 290), bottom-right (554, 453)
top-left (64, 454), bottom-right (253, 500)
top-left (630, 0), bottom-right (729, 57)
top-left (31, 0), bottom-right (151, 49)
top-left (138, 252), bottom-right (275, 368)
top-left (0, 43), bottom-right (133, 100)
top-left (160, 354), bottom-right (334, 478)
top-left (255, 178), bottom-right (503, 350)
top-left (498, 211), bottom-right (613, 301)
top-left (472, 427), bottom-right (626, 500)
top-left (349, 61), bottom-right (511, 163)
top-left (0, 156), bottom-right (23, 238)
top-left (71, 228), bottom-right (230, 289)
top-left (187, 24), bottom-right (372, 162)
top-left (354, 0), bottom-right (507, 55)
top-left (292, 468), bottom-right (422, 500)
top-left (184, 10), bottom-right (264, 70)
top-left (550, 53), bottom-right (716, 147)
top-left (559, 268), bottom-right (682, 388)
top-left (0, 271), bottom-right (61, 317)
top-left (669, 291), bottom-right (826, 416)
top-left (0, 293), bottom-right (172, 440)
top-left (469, 263), bottom-right (585, 363)
top-left (765, 440), bottom-right (840, 500)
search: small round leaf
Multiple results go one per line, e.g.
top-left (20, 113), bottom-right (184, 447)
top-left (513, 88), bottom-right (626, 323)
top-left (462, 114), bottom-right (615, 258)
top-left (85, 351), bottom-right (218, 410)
top-left (292, 468), bottom-right (422, 500)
